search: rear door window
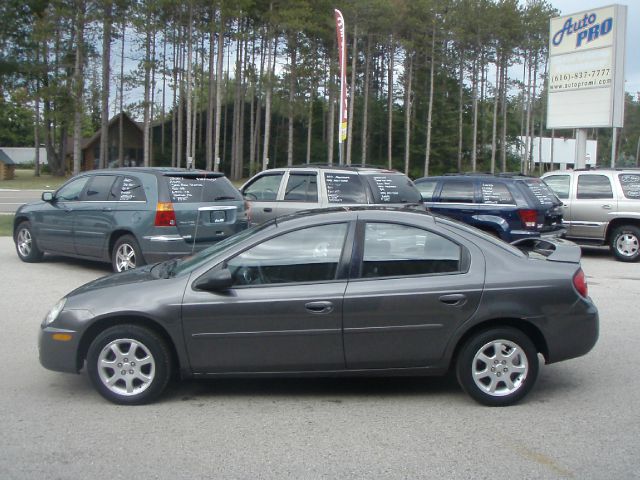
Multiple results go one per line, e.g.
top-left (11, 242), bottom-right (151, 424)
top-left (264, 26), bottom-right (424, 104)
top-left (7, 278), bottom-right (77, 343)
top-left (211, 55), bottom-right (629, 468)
top-left (325, 172), bottom-right (368, 203)
top-left (361, 223), bottom-right (463, 277)
top-left (577, 175), bottom-right (613, 199)
top-left (439, 181), bottom-right (475, 203)
top-left (283, 173), bottom-right (318, 202)
top-left (82, 175), bottom-right (118, 201)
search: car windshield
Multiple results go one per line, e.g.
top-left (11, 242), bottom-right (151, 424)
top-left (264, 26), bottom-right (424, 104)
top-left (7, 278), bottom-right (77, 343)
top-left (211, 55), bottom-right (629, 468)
top-left (171, 222), bottom-right (273, 275)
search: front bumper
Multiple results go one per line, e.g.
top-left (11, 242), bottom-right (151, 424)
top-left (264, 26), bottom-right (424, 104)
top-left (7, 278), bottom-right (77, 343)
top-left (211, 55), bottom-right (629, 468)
top-left (39, 326), bottom-right (81, 374)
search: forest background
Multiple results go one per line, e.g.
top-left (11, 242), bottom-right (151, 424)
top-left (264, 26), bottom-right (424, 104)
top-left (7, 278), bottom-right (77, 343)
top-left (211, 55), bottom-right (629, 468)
top-left (1, 0), bottom-right (640, 181)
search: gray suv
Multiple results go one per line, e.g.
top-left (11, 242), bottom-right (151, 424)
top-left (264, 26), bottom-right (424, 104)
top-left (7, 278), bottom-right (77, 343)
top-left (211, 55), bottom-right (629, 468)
top-left (542, 169), bottom-right (640, 261)
top-left (240, 165), bottom-right (423, 224)
top-left (14, 168), bottom-right (248, 272)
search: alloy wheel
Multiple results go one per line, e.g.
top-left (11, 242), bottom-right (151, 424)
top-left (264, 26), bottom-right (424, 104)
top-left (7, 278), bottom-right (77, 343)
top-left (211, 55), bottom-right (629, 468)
top-left (96, 338), bottom-right (156, 397)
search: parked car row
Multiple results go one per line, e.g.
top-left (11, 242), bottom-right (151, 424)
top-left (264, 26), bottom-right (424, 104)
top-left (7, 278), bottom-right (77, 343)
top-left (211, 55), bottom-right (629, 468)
top-left (14, 165), bottom-right (640, 270)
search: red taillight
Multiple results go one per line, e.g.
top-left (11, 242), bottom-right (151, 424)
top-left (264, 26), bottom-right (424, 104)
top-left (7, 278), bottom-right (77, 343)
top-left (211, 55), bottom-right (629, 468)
top-left (573, 268), bottom-right (588, 298)
top-left (155, 202), bottom-right (177, 227)
top-left (518, 209), bottom-right (538, 229)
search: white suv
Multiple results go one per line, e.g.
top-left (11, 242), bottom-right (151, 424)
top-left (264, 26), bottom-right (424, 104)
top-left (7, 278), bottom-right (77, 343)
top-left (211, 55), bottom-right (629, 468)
top-left (240, 165), bottom-right (423, 224)
top-left (542, 169), bottom-right (640, 262)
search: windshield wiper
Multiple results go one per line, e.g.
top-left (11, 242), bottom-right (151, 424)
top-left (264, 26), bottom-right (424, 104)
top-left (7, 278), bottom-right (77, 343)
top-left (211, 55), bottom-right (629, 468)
top-left (214, 195), bottom-right (238, 201)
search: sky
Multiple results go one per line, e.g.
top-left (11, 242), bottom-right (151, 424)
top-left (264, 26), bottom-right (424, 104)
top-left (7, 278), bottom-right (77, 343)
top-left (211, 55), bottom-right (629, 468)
top-left (549, 0), bottom-right (639, 94)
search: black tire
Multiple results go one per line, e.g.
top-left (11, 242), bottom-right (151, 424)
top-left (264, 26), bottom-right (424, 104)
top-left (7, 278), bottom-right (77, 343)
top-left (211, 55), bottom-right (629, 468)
top-left (14, 221), bottom-right (44, 263)
top-left (86, 325), bottom-right (172, 405)
top-left (610, 225), bottom-right (640, 262)
top-left (112, 234), bottom-right (145, 272)
top-left (456, 327), bottom-right (539, 407)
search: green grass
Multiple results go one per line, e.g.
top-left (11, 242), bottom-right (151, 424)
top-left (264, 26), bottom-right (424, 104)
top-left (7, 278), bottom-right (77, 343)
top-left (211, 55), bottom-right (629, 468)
top-left (0, 169), bottom-right (68, 190)
top-left (0, 215), bottom-right (13, 237)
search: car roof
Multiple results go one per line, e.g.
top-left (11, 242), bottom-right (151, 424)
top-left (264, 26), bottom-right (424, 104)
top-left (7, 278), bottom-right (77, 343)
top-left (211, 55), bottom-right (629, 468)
top-left (417, 173), bottom-right (537, 182)
top-left (262, 164), bottom-right (403, 174)
top-left (271, 205), bottom-right (436, 226)
top-left (80, 167), bottom-right (227, 178)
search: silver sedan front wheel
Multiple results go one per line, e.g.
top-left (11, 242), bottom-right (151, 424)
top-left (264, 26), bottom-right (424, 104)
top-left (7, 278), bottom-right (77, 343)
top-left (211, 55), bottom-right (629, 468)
top-left (87, 325), bottom-right (172, 405)
top-left (15, 221), bottom-right (44, 263)
top-left (97, 338), bottom-right (156, 397)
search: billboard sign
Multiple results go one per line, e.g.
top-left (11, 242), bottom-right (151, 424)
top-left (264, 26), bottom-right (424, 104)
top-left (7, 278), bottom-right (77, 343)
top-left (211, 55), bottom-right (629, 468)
top-left (547, 5), bottom-right (627, 129)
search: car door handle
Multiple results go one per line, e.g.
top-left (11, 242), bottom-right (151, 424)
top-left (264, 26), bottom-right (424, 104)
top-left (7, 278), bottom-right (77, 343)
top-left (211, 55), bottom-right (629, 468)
top-left (263, 208), bottom-right (273, 212)
top-left (305, 301), bottom-right (334, 314)
top-left (439, 294), bottom-right (467, 306)
top-left (601, 204), bottom-right (612, 209)
top-left (102, 207), bottom-right (113, 212)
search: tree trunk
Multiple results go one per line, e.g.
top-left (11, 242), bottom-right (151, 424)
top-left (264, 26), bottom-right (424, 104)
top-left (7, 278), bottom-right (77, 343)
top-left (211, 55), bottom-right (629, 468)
top-left (424, 24), bottom-right (436, 177)
top-left (287, 36), bottom-right (297, 167)
top-left (142, 10), bottom-right (152, 168)
top-left (262, 23), bottom-right (276, 171)
top-left (72, 0), bottom-right (86, 176)
top-left (457, 55), bottom-right (464, 172)
top-left (361, 34), bottom-right (371, 164)
top-left (214, 16), bottom-right (225, 172)
top-left (185, 6), bottom-right (193, 169)
top-left (501, 55), bottom-right (508, 172)
top-left (490, 54), bottom-right (501, 174)
top-left (100, 0), bottom-right (112, 169)
top-left (471, 56), bottom-right (479, 172)
top-left (403, 52), bottom-right (413, 176)
top-left (119, 21), bottom-right (125, 167)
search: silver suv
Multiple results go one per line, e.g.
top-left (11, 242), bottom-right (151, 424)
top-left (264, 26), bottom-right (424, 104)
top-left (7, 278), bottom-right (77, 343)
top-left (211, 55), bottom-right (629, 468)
top-left (240, 165), bottom-right (423, 224)
top-left (542, 169), bottom-right (640, 262)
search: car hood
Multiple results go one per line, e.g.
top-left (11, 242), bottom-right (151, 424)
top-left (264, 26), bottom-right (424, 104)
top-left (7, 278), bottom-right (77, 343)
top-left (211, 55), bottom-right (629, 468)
top-left (67, 264), bottom-right (159, 297)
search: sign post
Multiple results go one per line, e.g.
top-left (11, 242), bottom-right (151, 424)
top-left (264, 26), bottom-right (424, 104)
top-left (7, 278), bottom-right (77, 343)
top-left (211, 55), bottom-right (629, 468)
top-left (547, 5), bottom-right (627, 168)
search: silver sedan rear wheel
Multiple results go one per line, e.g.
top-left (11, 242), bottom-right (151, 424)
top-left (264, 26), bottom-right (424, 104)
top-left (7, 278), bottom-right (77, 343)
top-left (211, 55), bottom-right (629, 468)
top-left (456, 327), bottom-right (539, 406)
top-left (471, 340), bottom-right (528, 397)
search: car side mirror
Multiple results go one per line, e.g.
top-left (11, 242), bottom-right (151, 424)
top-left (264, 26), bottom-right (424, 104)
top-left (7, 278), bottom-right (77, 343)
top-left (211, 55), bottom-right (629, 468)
top-left (193, 268), bottom-right (234, 292)
top-left (42, 191), bottom-right (54, 202)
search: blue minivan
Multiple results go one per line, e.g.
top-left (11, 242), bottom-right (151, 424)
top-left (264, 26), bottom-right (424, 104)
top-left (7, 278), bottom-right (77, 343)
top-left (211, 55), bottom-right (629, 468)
top-left (414, 174), bottom-right (565, 242)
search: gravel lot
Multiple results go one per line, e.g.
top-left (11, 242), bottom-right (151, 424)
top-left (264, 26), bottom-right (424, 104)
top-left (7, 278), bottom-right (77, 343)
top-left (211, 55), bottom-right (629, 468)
top-left (0, 237), bottom-right (639, 479)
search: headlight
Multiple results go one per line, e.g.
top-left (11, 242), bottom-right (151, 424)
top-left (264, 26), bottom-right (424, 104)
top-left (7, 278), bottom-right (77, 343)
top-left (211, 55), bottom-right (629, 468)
top-left (44, 298), bottom-right (67, 326)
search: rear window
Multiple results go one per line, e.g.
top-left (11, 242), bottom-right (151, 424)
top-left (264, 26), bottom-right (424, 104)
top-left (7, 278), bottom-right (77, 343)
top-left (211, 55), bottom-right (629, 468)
top-left (363, 174), bottom-right (422, 204)
top-left (166, 176), bottom-right (241, 203)
top-left (619, 174), bottom-right (640, 199)
top-left (521, 179), bottom-right (559, 206)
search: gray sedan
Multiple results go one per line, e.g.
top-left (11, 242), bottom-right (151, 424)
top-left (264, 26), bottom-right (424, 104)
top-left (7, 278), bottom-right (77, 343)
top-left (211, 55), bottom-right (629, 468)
top-left (38, 208), bottom-right (598, 406)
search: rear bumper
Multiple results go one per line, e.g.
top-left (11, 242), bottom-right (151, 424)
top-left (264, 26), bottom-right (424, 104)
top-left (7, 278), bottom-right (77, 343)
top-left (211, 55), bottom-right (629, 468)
top-left (543, 298), bottom-right (599, 364)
